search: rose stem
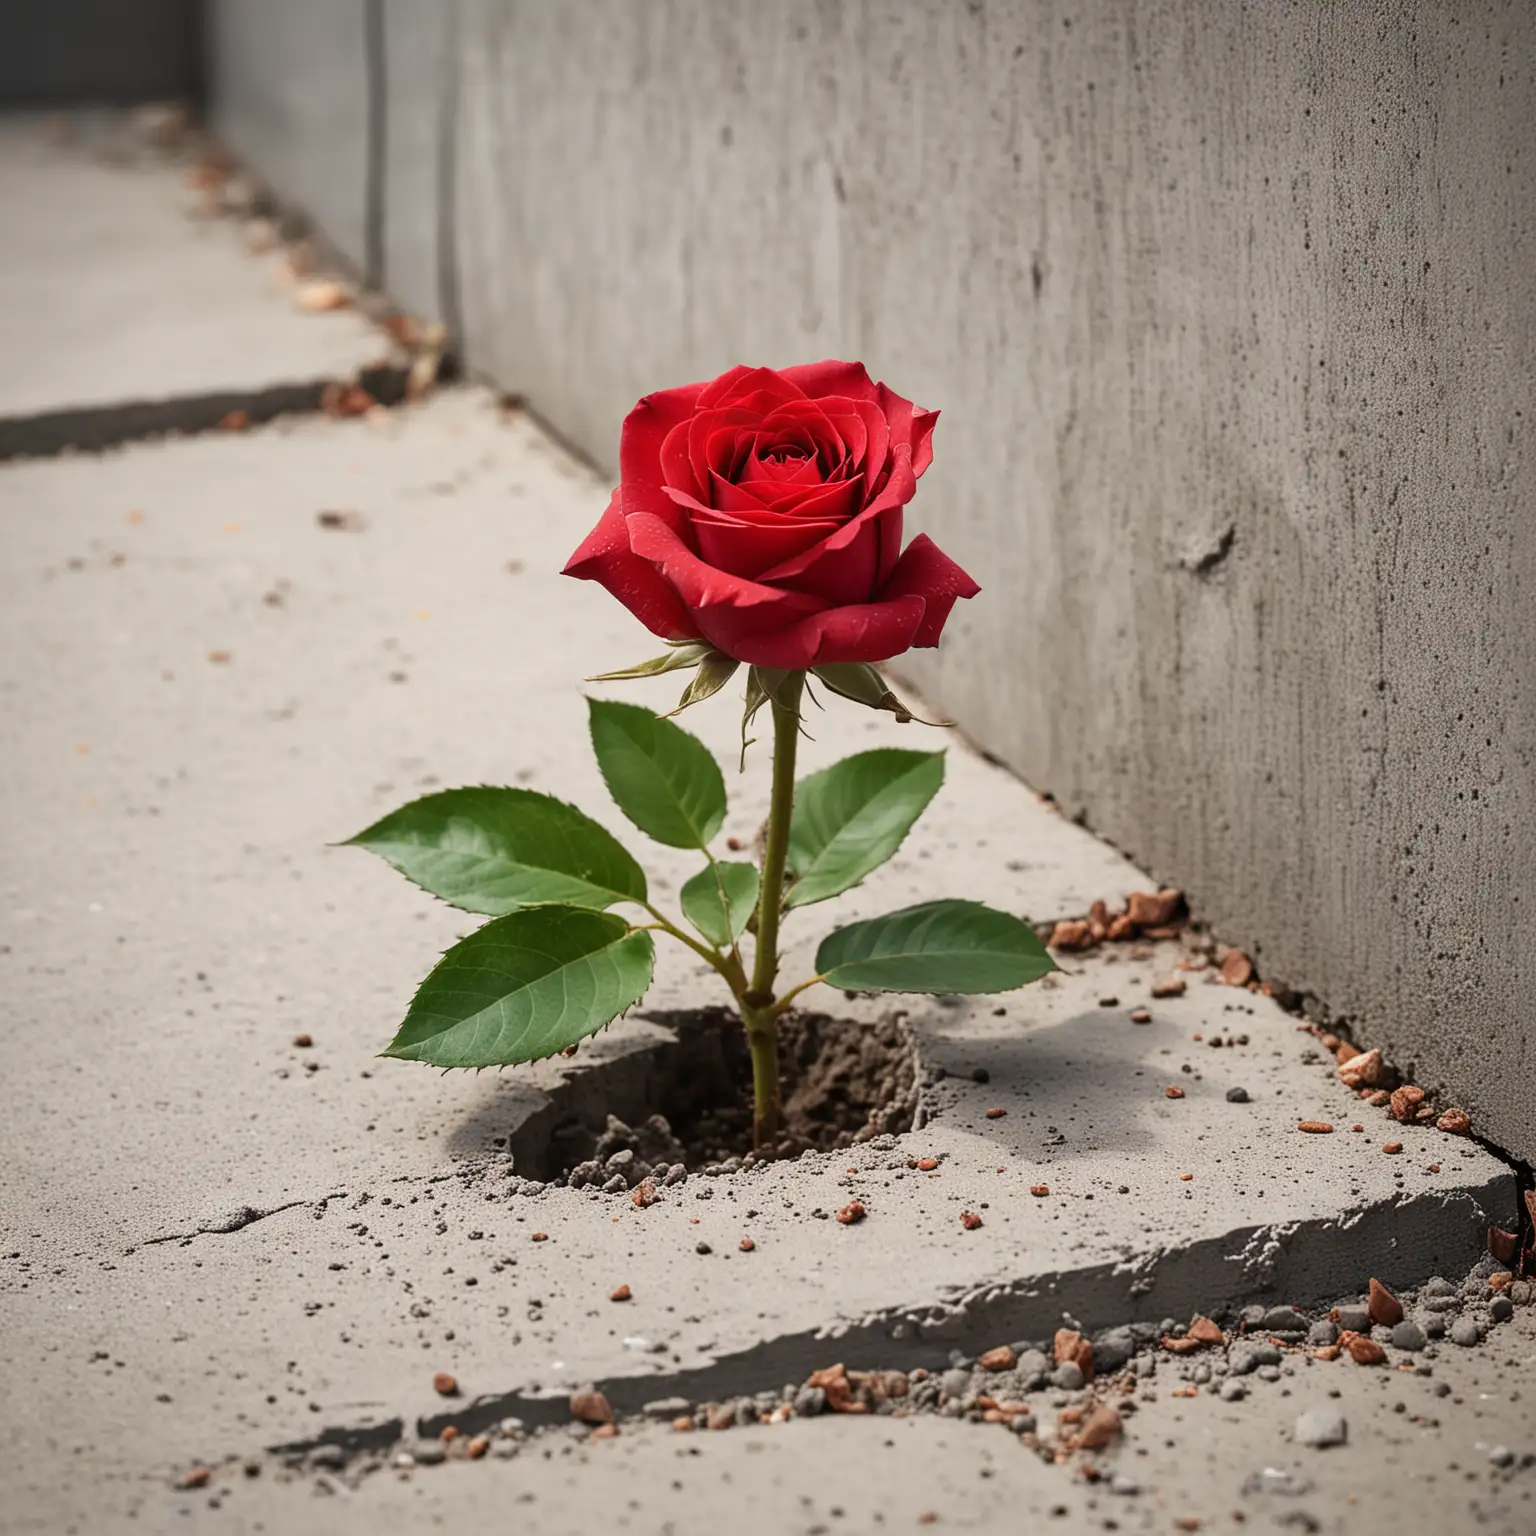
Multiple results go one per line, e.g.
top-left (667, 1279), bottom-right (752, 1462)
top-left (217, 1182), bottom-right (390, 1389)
top-left (744, 669), bottom-right (804, 1150)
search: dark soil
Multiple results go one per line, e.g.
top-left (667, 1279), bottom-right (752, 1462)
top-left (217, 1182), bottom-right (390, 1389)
top-left (520, 1008), bottom-right (919, 1186)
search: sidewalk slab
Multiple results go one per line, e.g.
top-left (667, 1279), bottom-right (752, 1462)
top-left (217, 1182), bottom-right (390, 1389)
top-left (0, 390), bottom-right (1516, 1530)
top-left (0, 114), bottom-right (387, 457)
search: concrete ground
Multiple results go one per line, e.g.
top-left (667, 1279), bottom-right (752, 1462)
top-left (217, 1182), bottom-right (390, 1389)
top-left (0, 122), bottom-right (1532, 1536)
top-left (0, 113), bottom-right (389, 457)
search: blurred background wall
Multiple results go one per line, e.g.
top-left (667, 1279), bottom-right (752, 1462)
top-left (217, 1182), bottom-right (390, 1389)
top-left (13, 1), bottom-right (1534, 1163)
top-left (0, 0), bottom-right (201, 105)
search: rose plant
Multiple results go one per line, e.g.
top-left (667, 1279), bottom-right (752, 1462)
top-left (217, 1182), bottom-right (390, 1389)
top-left (348, 363), bottom-right (1055, 1147)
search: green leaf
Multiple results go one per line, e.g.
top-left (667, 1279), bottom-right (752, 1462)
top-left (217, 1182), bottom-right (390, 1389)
top-left (815, 899), bottom-right (1055, 994)
top-left (785, 749), bottom-right (945, 907)
top-left (382, 906), bottom-right (655, 1067)
top-left (345, 787), bottom-right (646, 915)
top-left (680, 861), bottom-right (760, 947)
top-left (588, 697), bottom-right (726, 849)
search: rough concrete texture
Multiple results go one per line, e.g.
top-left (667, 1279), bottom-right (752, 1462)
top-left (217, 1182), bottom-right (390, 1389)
top-left (448, 0), bottom-right (1536, 1166)
top-left (0, 387), bottom-right (1523, 1531)
top-left (0, 116), bottom-right (389, 456)
top-left (210, 1), bottom-right (1536, 1161)
top-left (120, 1308), bottom-right (1536, 1536)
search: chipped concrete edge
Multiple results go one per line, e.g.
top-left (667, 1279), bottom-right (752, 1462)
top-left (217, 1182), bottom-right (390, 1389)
top-left (270, 1167), bottom-right (1514, 1457)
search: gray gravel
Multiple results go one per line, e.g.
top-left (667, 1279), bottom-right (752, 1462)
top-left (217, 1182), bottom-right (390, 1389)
top-left (1294, 1410), bottom-right (1349, 1448)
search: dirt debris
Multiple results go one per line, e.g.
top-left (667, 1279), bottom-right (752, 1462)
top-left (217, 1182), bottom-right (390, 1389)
top-left (1367, 1278), bottom-right (1404, 1327)
top-left (570, 1391), bottom-right (613, 1426)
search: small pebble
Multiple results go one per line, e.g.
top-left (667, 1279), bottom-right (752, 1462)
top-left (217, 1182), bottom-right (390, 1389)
top-left (1391, 1320), bottom-right (1428, 1352)
top-left (1448, 1316), bottom-right (1481, 1347)
top-left (1225, 1086), bottom-right (1250, 1104)
top-left (1294, 1410), bottom-right (1348, 1449)
top-left (1264, 1306), bottom-right (1309, 1333)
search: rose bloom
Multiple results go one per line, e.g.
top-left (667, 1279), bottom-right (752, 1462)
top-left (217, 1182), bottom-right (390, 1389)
top-left (563, 361), bottom-right (978, 669)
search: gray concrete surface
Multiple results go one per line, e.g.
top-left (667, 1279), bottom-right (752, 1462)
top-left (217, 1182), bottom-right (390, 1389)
top-left (205, 0), bottom-right (1536, 1164)
top-left (110, 1309), bottom-right (1536, 1536)
top-left (0, 387), bottom-right (1525, 1534)
top-left (0, 115), bottom-right (390, 457)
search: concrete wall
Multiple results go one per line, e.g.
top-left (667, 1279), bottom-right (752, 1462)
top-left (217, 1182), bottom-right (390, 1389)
top-left (204, 0), bottom-right (373, 280)
top-left (206, 0), bottom-right (1536, 1164)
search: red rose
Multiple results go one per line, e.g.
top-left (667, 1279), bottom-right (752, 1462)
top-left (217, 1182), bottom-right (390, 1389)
top-left (562, 361), bottom-right (978, 669)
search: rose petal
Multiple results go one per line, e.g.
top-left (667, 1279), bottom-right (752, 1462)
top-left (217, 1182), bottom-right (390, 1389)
top-left (620, 383), bottom-right (708, 516)
top-left (876, 532), bottom-right (980, 646)
top-left (658, 418), bottom-right (700, 501)
top-left (705, 473), bottom-right (775, 513)
top-left (693, 410), bottom-right (761, 496)
top-left (775, 360), bottom-right (880, 403)
top-left (751, 399), bottom-right (849, 477)
top-left (728, 593), bottom-right (929, 669)
top-left (748, 476), bottom-right (864, 525)
top-left (563, 490), bottom-right (702, 641)
top-left (910, 409), bottom-right (939, 477)
top-left (697, 366), bottom-right (809, 410)
top-left (692, 509), bottom-right (845, 579)
top-left (625, 511), bottom-right (827, 658)
top-left (742, 452), bottom-right (822, 486)
top-left (757, 447), bottom-right (917, 592)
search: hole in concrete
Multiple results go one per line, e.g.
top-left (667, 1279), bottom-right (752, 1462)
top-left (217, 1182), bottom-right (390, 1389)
top-left (506, 1008), bottom-right (919, 1187)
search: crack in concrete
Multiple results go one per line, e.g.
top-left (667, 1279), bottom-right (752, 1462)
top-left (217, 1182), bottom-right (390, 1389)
top-left (140, 1199), bottom-right (310, 1247)
top-left (259, 1181), bottom-right (1512, 1462)
top-left (0, 361), bottom-right (415, 462)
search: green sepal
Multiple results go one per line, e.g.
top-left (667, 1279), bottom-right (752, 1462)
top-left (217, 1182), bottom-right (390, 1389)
top-left (587, 642), bottom-right (713, 682)
top-left (811, 663), bottom-right (952, 726)
top-left (664, 653), bottom-right (741, 717)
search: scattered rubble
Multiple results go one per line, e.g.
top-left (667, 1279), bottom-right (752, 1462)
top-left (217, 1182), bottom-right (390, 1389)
top-left (240, 1251), bottom-right (1531, 1498)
